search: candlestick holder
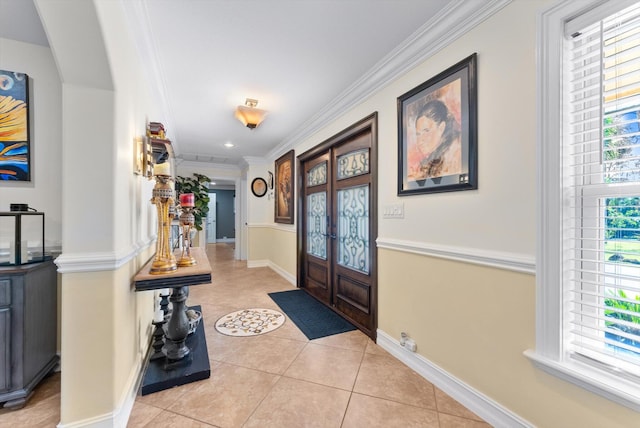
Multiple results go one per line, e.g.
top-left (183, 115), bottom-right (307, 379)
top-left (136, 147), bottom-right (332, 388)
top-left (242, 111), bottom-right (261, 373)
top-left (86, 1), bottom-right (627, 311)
top-left (177, 207), bottom-right (197, 267)
top-left (150, 319), bottom-right (166, 361)
top-left (150, 175), bottom-right (178, 274)
top-left (159, 290), bottom-right (171, 316)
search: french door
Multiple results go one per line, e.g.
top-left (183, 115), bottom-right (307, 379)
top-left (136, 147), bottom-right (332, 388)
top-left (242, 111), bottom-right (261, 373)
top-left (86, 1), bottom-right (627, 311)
top-left (298, 114), bottom-right (377, 340)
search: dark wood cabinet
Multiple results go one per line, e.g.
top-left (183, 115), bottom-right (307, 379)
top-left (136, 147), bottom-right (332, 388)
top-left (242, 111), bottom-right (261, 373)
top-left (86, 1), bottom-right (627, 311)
top-left (0, 260), bottom-right (58, 409)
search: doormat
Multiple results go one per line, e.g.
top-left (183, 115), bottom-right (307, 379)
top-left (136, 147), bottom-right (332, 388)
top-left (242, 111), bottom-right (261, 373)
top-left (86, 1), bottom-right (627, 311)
top-left (215, 308), bottom-right (285, 337)
top-left (268, 289), bottom-right (357, 340)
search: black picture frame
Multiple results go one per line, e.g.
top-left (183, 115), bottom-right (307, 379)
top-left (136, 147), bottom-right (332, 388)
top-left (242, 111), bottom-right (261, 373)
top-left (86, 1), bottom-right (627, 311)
top-left (251, 177), bottom-right (268, 197)
top-left (397, 53), bottom-right (477, 195)
top-left (274, 150), bottom-right (294, 224)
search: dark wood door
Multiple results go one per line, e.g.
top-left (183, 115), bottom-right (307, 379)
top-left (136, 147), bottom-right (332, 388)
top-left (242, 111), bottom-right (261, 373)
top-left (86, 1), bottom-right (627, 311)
top-left (298, 114), bottom-right (377, 339)
top-left (300, 151), bottom-right (332, 305)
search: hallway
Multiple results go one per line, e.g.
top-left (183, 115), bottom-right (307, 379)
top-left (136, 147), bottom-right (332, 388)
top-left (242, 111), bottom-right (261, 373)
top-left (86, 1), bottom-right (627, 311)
top-left (0, 243), bottom-right (490, 427)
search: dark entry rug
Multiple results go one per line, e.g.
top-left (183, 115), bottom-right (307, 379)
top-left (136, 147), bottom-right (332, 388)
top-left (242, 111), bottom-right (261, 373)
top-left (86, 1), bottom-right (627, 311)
top-left (268, 289), bottom-right (357, 340)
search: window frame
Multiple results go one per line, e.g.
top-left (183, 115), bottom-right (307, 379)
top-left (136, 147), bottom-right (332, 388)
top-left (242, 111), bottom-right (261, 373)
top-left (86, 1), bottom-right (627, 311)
top-left (526, 0), bottom-right (640, 412)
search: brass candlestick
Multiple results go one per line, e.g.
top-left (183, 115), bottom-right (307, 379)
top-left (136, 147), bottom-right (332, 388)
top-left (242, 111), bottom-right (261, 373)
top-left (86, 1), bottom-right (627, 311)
top-left (150, 175), bottom-right (178, 274)
top-left (177, 207), bottom-right (197, 267)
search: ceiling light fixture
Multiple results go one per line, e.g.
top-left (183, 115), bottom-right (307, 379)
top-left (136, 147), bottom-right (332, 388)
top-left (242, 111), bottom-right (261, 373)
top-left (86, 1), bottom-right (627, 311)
top-left (234, 98), bottom-right (268, 129)
top-left (224, 142), bottom-right (234, 148)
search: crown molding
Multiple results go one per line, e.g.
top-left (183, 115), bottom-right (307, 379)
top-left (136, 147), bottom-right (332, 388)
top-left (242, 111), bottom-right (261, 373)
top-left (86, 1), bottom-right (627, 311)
top-left (121, 0), bottom-right (178, 148)
top-left (243, 156), bottom-right (270, 166)
top-left (175, 159), bottom-right (241, 172)
top-left (268, 0), bottom-right (513, 159)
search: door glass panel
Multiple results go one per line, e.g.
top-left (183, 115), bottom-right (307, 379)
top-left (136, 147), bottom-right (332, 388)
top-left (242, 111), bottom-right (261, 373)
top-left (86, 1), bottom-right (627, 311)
top-left (307, 162), bottom-right (327, 186)
top-left (337, 185), bottom-right (369, 273)
top-left (337, 149), bottom-right (369, 180)
top-left (307, 191), bottom-right (327, 259)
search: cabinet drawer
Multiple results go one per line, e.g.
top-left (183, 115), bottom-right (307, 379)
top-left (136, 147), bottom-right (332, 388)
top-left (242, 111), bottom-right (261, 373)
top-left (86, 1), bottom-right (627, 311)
top-left (0, 280), bottom-right (10, 306)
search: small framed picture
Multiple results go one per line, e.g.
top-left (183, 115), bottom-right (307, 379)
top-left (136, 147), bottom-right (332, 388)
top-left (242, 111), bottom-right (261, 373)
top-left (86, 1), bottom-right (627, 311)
top-left (397, 53), bottom-right (477, 195)
top-left (251, 177), bottom-right (268, 197)
top-left (274, 150), bottom-right (294, 224)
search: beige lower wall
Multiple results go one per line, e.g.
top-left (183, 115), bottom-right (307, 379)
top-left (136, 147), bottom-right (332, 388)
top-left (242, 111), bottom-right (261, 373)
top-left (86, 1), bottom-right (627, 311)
top-left (248, 226), bottom-right (271, 262)
top-left (268, 229), bottom-right (297, 276)
top-left (59, 246), bottom-right (155, 424)
top-left (379, 248), bottom-right (639, 428)
top-left (248, 226), bottom-right (297, 278)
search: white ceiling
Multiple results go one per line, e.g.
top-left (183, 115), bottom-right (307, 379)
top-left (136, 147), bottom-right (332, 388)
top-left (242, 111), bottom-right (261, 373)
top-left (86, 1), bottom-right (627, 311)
top-left (1, 0), bottom-right (453, 167)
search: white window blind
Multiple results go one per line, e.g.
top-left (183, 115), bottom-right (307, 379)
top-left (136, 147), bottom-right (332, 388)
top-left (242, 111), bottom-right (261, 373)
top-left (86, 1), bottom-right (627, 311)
top-left (565, 2), bottom-right (640, 378)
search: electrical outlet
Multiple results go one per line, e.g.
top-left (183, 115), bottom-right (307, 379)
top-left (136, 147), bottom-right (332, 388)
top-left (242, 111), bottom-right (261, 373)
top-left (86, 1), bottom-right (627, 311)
top-left (400, 332), bottom-right (416, 351)
top-left (404, 338), bottom-right (417, 352)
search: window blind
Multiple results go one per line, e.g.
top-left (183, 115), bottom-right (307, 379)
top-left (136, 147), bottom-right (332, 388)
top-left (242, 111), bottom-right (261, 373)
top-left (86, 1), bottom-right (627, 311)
top-left (565, 2), bottom-right (640, 378)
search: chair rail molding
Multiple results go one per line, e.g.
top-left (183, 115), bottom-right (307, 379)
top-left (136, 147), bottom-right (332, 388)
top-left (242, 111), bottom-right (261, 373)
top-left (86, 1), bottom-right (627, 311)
top-left (376, 237), bottom-right (535, 274)
top-left (54, 238), bottom-right (154, 273)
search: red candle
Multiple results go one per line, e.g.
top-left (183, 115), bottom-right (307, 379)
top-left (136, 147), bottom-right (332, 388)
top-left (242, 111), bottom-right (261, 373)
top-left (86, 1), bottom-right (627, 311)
top-left (180, 193), bottom-right (194, 207)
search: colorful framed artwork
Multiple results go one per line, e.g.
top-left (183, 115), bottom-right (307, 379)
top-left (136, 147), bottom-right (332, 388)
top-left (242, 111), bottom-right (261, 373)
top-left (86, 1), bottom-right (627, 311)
top-left (0, 69), bottom-right (30, 181)
top-left (397, 53), bottom-right (477, 195)
top-left (274, 150), bottom-right (294, 224)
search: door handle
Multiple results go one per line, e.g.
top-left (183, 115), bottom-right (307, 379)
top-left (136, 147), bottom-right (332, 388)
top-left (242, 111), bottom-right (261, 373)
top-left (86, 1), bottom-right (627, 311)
top-left (325, 216), bottom-right (336, 239)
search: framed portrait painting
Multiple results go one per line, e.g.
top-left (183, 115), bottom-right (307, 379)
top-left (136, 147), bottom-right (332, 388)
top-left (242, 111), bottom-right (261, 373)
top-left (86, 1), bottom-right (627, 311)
top-left (274, 150), bottom-right (294, 224)
top-left (0, 69), bottom-right (30, 181)
top-left (397, 53), bottom-right (477, 195)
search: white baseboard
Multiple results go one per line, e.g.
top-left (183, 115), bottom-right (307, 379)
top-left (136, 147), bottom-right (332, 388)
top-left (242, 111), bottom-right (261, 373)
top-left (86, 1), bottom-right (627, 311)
top-left (376, 330), bottom-right (533, 428)
top-left (57, 358), bottom-right (141, 428)
top-left (268, 261), bottom-right (296, 286)
top-left (247, 259), bottom-right (269, 268)
top-left (247, 259), bottom-right (295, 285)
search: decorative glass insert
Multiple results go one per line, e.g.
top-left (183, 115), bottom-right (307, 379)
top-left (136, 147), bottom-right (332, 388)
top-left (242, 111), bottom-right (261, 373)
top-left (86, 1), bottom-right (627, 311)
top-left (306, 191), bottom-right (327, 259)
top-left (337, 185), bottom-right (369, 273)
top-left (307, 162), bottom-right (327, 186)
top-left (337, 149), bottom-right (369, 180)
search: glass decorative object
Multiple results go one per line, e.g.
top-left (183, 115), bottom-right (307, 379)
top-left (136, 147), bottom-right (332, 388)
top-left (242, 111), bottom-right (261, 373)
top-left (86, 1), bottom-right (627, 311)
top-left (177, 206), bottom-right (197, 267)
top-left (0, 212), bottom-right (45, 266)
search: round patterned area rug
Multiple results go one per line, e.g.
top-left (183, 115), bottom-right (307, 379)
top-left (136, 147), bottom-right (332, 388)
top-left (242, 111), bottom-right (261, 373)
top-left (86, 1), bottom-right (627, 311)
top-left (215, 308), bottom-right (285, 337)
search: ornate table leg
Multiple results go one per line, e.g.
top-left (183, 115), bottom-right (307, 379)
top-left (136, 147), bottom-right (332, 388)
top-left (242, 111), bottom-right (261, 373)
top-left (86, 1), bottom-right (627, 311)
top-left (163, 285), bottom-right (190, 362)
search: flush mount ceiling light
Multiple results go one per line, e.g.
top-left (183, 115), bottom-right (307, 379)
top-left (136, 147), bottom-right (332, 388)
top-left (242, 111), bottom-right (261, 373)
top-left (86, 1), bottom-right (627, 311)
top-left (234, 98), bottom-right (268, 129)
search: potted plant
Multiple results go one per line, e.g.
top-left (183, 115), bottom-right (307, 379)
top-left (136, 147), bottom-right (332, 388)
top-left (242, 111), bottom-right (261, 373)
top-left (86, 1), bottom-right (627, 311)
top-left (175, 173), bottom-right (211, 231)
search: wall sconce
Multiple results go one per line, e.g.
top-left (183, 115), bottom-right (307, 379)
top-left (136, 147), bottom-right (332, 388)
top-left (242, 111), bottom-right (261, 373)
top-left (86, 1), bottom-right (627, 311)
top-left (134, 136), bottom-right (155, 178)
top-left (234, 98), bottom-right (268, 129)
top-left (134, 136), bottom-right (144, 175)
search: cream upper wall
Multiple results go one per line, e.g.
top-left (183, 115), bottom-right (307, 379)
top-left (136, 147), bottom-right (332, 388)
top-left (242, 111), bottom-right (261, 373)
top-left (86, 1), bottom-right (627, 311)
top-left (278, 0), bottom-right (640, 426)
top-left (292, 0), bottom-right (540, 259)
top-left (0, 38), bottom-right (62, 248)
top-left (94, 0), bottom-right (158, 256)
top-left (246, 160), bottom-right (273, 224)
top-left (33, 0), bottom-right (162, 424)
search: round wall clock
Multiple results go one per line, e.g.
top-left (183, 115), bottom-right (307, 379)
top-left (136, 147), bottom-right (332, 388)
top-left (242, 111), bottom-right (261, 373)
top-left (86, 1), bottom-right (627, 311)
top-left (251, 177), bottom-right (268, 197)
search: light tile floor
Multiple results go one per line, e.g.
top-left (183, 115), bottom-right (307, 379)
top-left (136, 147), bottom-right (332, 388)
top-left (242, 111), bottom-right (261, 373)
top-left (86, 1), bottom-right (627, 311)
top-left (0, 243), bottom-right (491, 428)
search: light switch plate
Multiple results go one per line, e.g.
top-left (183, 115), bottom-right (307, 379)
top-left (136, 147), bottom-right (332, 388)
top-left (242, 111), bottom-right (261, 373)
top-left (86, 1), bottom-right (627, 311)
top-left (383, 203), bottom-right (404, 219)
